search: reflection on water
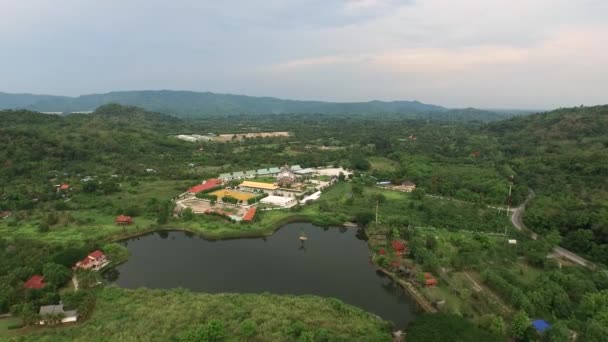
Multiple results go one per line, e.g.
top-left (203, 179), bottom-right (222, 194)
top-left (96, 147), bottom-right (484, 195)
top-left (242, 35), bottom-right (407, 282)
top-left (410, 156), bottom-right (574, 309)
top-left (114, 222), bottom-right (417, 327)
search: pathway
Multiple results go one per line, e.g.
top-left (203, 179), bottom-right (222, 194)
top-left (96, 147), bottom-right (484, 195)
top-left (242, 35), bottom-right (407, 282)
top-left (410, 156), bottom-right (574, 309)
top-left (510, 189), bottom-right (594, 269)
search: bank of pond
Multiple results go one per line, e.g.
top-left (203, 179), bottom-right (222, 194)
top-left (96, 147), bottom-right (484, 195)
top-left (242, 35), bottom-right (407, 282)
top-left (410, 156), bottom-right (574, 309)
top-left (113, 222), bottom-right (419, 328)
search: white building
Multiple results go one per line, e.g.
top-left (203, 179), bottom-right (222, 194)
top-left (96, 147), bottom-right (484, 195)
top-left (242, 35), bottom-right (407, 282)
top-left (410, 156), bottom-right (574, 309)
top-left (39, 304), bottom-right (78, 325)
top-left (260, 195), bottom-right (297, 208)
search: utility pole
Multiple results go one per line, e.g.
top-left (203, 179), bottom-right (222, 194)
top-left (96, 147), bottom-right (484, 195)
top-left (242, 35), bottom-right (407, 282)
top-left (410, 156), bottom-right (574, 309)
top-left (506, 175), bottom-right (513, 217)
top-left (375, 200), bottom-right (379, 224)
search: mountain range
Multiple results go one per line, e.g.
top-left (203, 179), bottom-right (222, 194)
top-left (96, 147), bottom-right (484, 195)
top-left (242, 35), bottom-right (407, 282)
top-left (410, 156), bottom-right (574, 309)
top-left (0, 90), bottom-right (519, 121)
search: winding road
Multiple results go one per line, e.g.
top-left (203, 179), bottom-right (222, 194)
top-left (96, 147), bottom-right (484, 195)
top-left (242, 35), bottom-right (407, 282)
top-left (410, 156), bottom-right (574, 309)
top-left (510, 189), bottom-right (593, 269)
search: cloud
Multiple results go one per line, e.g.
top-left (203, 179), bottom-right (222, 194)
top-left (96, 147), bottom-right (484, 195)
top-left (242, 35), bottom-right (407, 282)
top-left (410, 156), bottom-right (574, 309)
top-left (0, 0), bottom-right (606, 108)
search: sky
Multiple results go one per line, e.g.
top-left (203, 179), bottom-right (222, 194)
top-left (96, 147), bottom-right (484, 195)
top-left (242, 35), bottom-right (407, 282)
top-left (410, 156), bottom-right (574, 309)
top-left (1, 0), bottom-right (607, 109)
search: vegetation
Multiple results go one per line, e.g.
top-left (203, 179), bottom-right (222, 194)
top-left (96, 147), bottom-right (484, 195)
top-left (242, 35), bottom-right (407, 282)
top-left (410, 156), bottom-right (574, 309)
top-left (1, 103), bottom-right (607, 340)
top-left (13, 287), bottom-right (392, 341)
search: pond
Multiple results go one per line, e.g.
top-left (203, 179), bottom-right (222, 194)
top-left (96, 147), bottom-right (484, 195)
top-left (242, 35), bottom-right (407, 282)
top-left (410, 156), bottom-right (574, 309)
top-left (114, 222), bottom-right (418, 327)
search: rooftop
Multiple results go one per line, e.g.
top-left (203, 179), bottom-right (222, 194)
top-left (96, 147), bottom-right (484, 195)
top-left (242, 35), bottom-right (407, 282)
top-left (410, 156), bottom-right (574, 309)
top-left (240, 181), bottom-right (279, 190)
top-left (24, 275), bottom-right (45, 289)
top-left (242, 207), bottom-right (257, 221)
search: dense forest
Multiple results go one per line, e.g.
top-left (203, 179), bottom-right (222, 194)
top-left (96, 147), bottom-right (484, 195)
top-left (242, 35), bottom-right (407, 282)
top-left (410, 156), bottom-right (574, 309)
top-left (2, 104), bottom-right (606, 265)
top-left (1, 103), bottom-right (607, 340)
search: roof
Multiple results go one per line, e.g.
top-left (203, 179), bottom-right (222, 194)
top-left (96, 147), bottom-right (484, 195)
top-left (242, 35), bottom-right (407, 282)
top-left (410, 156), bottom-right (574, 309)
top-left (392, 240), bottom-right (406, 251)
top-left (532, 319), bottom-right (551, 333)
top-left (39, 304), bottom-right (78, 318)
top-left (260, 196), bottom-right (295, 206)
top-left (39, 304), bottom-right (65, 315)
top-left (294, 168), bottom-right (316, 174)
top-left (188, 179), bottom-right (222, 193)
top-left (218, 173), bottom-right (232, 179)
top-left (244, 170), bottom-right (257, 176)
top-left (24, 275), bottom-right (45, 289)
top-left (232, 171), bottom-right (245, 177)
top-left (268, 167), bottom-right (280, 173)
top-left (115, 215), bottom-right (132, 222)
top-left (59, 184), bottom-right (70, 190)
top-left (89, 250), bottom-right (105, 259)
top-left (240, 181), bottom-right (279, 190)
top-left (242, 207), bottom-right (256, 221)
top-left (256, 168), bottom-right (271, 175)
top-left (291, 165), bottom-right (302, 171)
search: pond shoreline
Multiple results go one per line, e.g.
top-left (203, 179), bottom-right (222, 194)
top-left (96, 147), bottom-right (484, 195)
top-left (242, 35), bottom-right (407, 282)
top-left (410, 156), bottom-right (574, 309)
top-left (108, 218), bottom-right (435, 316)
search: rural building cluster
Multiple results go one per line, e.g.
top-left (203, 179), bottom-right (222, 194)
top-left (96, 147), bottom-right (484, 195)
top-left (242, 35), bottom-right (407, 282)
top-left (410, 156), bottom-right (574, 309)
top-left (176, 165), bottom-right (351, 222)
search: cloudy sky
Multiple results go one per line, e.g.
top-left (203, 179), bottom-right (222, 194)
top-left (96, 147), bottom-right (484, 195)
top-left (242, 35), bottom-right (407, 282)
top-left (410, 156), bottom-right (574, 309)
top-left (1, 0), bottom-right (607, 109)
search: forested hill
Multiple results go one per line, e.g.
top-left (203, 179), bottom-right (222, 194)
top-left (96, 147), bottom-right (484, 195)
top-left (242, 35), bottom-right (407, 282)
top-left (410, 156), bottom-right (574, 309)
top-left (0, 90), bottom-right (512, 121)
top-left (0, 92), bottom-right (68, 109)
top-left (486, 105), bottom-right (608, 264)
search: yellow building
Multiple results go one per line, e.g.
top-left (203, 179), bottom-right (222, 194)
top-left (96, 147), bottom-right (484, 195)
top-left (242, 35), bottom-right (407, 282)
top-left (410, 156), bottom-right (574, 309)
top-left (239, 181), bottom-right (279, 194)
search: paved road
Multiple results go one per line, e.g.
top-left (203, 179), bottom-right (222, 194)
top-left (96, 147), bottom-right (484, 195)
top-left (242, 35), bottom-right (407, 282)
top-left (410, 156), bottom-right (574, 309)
top-left (510, 189), bottom-right (593, 269)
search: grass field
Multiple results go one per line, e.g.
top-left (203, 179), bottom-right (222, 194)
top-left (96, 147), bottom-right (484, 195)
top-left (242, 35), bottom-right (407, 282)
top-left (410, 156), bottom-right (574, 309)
top-left (210, 189), bottom-right (256, 201)
top-left (368, 156), bottom-right (399, 172)
top-left (0, 317), bottom-right (22, 338)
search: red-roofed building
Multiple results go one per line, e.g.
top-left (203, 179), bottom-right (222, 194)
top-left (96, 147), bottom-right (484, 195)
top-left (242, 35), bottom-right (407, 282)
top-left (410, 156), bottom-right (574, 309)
top-left (242, 207), bottom-right (256, 222)
top-left (24, 275), bottom-right (46, 289)
top-left (378, 248), bottom-right (386, 255)
top-left (76, 250), bottom-right (108, 271)
top-left (392, 240), bottom-right (406, 254)
top-left (115, 215), bottom-right (133, 225)
top-left (425, 278), bottom-right (438, 287)
top-left (188, 179), bottom-right (222, 194)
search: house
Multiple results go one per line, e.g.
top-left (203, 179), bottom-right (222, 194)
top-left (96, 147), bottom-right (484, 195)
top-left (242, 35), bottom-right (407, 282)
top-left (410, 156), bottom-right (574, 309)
top-left (242, 207), bottom-right (257, 222)
top-left (259, 195), bottom-right (297, 208)
top-left (402, 181), bottom-right (416, 192)
top-left (425, 278), bottom-right (438, 287)
top-left (218, 173), bottom-right (232, 181)
top-left (378, 248), bottom-right (386, 255)
top-left (244, 170), bottom-right (257, 178)
top-left (392, 240), bottom-right (407, 254)
top-left (115, 215), bottom-right (133, 225)
top-left (188, 179), bottom-right (222, 194)
top-left (0, 210), bottom-right (11, 219)
top-left (424, 272), bottom-right (438, 287)
top-left (75, 250), bottom-right (108, 271)
top-left (239, 181), bottom-right (279, 194)
top-left (39, 304), bottom-right (78, 325)
top-left (56, 184), bottom-right (70, 193)
top-left (24, 275), bottom-right (46, 289)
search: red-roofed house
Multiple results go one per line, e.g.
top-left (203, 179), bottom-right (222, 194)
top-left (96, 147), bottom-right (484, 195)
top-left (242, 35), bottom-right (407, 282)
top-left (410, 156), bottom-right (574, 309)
top-left (378, 248), bottom-right (386, 255)
top-left (76, 250), bottom-right (108, 271)
top-left (24, 275), bottom-right (46, 289)
top-left (392, 240), bottom-right (407, 254)
top-left (188, 179), bottom-right (222, 194)
top-left (242, 207), bottom-right (256, 222)
top-left (115, 215), bottom-right (133, 225)
top-left (425, 278), bottom-right (438, 287)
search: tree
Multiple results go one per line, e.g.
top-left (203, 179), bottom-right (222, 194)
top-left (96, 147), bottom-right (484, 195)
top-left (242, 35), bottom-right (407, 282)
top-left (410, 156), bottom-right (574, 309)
top-left (182, 208), bottom-right (194, 221)
top-left (240, 319), bottom-right (257, 338)
top-left (354, 211), bottom-right (374, 227)
top-left (407, 314), bottom-right (498, 341)
top-left (510, 310), bottom-right (530, 339)
top-left (478, 314), bottom-right (505, 336)
top-left (42, 263), bottom-right (71, 287)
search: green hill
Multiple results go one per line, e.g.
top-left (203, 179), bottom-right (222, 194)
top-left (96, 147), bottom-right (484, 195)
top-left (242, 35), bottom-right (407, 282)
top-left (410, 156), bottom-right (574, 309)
top-left (487, 105), bottom-right (608, 263)
top-left (0, 90), bottom-right (514, 121)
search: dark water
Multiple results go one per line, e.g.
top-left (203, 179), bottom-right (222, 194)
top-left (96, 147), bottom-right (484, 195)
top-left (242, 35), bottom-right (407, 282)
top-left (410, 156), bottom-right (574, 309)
top-left (114, 222), bottom-right (418, 327)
